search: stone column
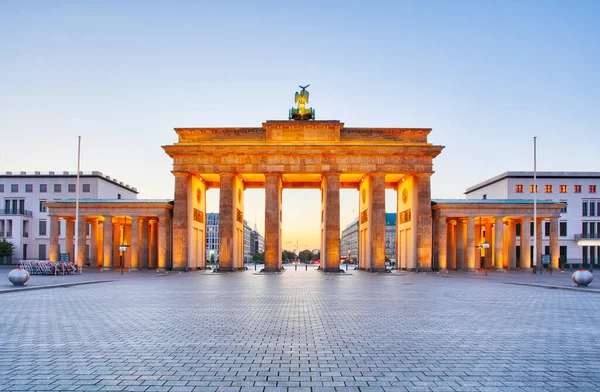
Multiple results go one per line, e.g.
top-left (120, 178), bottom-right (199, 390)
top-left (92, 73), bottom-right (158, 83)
top-left (149, 220), bottom-right (157, 269)
top-left (76, 217), bottom-right (86, 270)
top-left (520, 217), bottom-right (531, 269)
top-left (550, 217), bottom-right (560, 270)
top-left (49, 215), bottom-right (60, 261)
top-left (65, 218), bottom-right (74, 262)
top-left (416, 174), bottom-right (433, 271)
top-left (264, 173), bottom-right (282, 272)
top-left (141, 218), bottom-right (149, 269)
top-left (371, 174), bottom-right (387, 272)
top-left (456, 219), bottom-right (465, 270)
top-left (447, 220), bottom-right (456, 270)
top-left (508, 219), bottom-right (517, 270)
top-left (535, 218), bottom-right (543, 270)
top-left (494, 217), bottom-right (504, 271)
top-left (437, 217), bottom-right (447, 271)
top-left (466, 216), bottom-right (475, 271)
top-left (158, 216), bottom-right (168, 271)
top-left (172, 173), bottom-right (190, 270)
top-left (130, 216), bottom-right (140, 270)
top-left (102, 217), bottom-right (113, 270)
top-left (322, 173), bottom-right (341, 272)
top-left (218, 173), bottom-right (235, 270)
top-left (90, 219), bottom-right (98, 268)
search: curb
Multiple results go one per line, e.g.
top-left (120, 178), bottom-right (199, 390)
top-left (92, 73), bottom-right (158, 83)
top-left (503, 281), bottom-right (600, 294)
top-left (0, 280), bottom-right (117, 294)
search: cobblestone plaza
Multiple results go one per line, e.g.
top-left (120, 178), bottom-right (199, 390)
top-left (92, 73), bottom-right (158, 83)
top-left (1, 269), bottom-right (599, 391)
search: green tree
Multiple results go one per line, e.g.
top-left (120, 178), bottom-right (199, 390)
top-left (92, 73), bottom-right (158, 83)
top-left (0, 239), bottom-right (14, 262)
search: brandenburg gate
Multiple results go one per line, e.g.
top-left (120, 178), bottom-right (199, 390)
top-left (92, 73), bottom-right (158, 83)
top-left (163, 86), bottom-right (444, 272)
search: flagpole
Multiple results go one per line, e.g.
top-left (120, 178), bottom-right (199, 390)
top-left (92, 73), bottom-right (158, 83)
top-left (74, 136), bottom-right (82, 274)
top-left (533, 136), bottom-right (537, 274)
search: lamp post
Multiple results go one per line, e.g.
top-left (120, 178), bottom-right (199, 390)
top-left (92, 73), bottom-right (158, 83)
top-left (119, 244), bottom-right (129, 275)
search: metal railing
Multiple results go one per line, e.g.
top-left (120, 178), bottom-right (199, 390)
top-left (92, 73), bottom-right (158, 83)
top-left (1, 209), bottom-right (33, 217)
top-left (574, 233), bottom-right (600, 240)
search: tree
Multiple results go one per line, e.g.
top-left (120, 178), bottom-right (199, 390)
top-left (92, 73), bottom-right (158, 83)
top-left (0, 239), bottom-right (14, 263)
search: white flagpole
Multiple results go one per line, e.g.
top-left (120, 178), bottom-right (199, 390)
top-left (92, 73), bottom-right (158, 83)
top-left (74, 136), bottom-right (82, 274)
top-left (533, 136), bottom-right (537, 274)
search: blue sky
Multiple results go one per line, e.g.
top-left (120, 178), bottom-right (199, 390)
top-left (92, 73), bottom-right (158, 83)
top-left (1, 1), bottom-right (598, 249)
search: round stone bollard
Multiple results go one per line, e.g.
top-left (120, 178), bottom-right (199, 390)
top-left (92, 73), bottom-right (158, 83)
top-left (572, 270), bottom-right (594, 287)
top-left (8, 268), bottom-right (30, 286)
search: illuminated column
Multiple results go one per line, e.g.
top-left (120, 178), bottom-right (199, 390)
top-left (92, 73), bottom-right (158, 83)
top-left (466, 216), bottom-right (475, 271)
top-left (535, 218), bottom-right (543, 269)
top-left (49, 215), bottom-right (60, 261)
top-left (437, 217), bottom-right (447, 271)
top-left (508, 219), bottom-right (517, 270)
top-left (416, 174), bottom-right (432, 271)
top-left (550, 217), bottom-right (560, 269)
top-left (130, 216), bottom-right (140, 270)
top-left (494, 217), bottom-right (504, 271)
top-left (447, 220), bottom-right (456, 270)
top-left (149, 219), bottom-right (157, 269)
top-left (321, 173), bottom-right (341, 272)
top-left (264, 173), bottom-right (283, 272)
top-left (218, 173), bottom-right (235, 270)
top-left (90, 219), bottom-right (98, 268)
top-left (102, 217), bottom-right (113, 270)
top-left (76, 217), bottom-right (86, 269)
top-left (141, 218), bottom-right (149, 269)
top-left (158, 216), bottom-right (168, 271)
top-left (65, 218), bottom-right (74, 261)
top-left (455, 219), bottom-right (465, 270)
top-left (520, 217), bottom-right (531, 269)
top-left (172, 172), bottom-right (190, 270)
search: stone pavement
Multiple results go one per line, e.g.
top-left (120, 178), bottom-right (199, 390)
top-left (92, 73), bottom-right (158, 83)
top-left (0, 267), bottom-right (599, 391)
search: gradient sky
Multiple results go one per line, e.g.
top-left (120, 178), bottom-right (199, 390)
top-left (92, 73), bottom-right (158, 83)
top-left (2, 1), bottom-right (598, 251)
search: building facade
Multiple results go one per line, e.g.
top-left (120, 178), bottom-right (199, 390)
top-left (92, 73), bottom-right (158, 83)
top-left (341, 213), bottom-right (396, 263)
top-left (465, 172), bottom-right (600, 266)
top-left (0, 171), bottom-right (137, 262)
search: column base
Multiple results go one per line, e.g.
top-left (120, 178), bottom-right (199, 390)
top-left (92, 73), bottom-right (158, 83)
top-left (321, 268), bottom-right (345, 273)
top-left (260, 267), bottom-right (285, 273)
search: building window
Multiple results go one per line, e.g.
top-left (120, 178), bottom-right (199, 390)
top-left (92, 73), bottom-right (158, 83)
top-left (591, 185), bottom-right (597, 193)
top-left (40, 184), bottom-right (47, 193)
top-left (529, 185), bottom-right (538, 193)
top-left (544, 221), bottom-right (550, 237)
top-left (559, 185), bottom-right (567, 193)
top-left (38, 244), bottom-right (47, 260)
top-left (39, 220), bottom-right (47, 236)
top-left (559, 222), bottom-right (567, 237)
top-left (11, 184), bottom-right (18, 193)
top-left (515, 185), bottom-right (523, 193)
top-left (25, 184), bottom-right (33, 193)
top-left (574, 185), bottom-right (582, 193)
top-left (39, 201), bottom-right (46, 212)
top-left (68, 184), bottom-right (76, 193)
top-left (54, 184), bottom-right (61, 193)
top-left (82, 184), bottom-right (91, 193)
top-left (544, 185), bottom-right (552, 193)
top-left (583, 201), bottom-right (588, 216)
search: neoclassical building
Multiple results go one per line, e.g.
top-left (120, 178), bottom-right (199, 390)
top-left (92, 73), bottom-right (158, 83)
top-left (162, 119), bottom-right (443, 273)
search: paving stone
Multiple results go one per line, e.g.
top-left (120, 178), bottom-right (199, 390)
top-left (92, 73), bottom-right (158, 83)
top-left (1, 270), bottom-right (599, 392)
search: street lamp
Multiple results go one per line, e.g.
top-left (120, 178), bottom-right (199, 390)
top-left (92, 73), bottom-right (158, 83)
top-left (119, 244), bottom-right (129, 275)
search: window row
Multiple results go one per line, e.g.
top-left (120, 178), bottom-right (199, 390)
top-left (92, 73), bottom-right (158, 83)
top-left (515, 221), bottom-right (568, 237)
top-left (515, 184), bottom-right (596, 194)
top-left (0, 183), bottom-right (91, 193)
top-left (582, 201), bottom-right (600, 217)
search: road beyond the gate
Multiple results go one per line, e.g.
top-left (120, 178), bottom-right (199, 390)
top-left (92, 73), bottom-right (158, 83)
top-left (1, 267), bottom-right (599, 391)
